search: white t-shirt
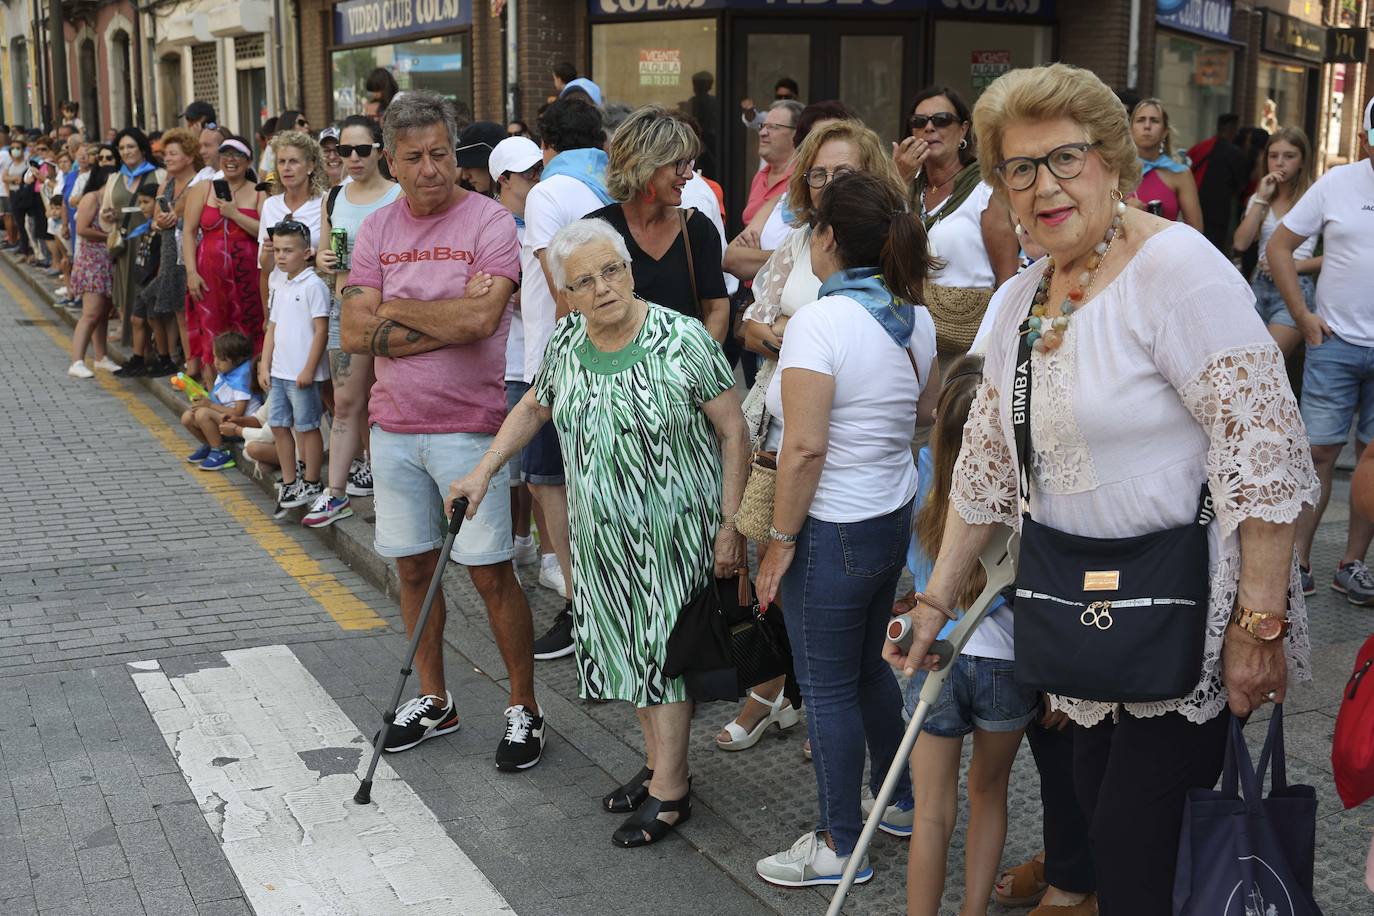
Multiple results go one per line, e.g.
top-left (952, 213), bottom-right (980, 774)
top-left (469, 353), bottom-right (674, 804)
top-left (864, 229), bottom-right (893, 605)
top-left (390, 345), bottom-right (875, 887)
top-left (521, 173), bottom-right (609, 383)
top-left (0, 149), bottom-right (11, 198)
top-left (269, 269), bottom-right (332, 381)
top-left (1249, 194), bottom-right (1316, 270)
top-left (927, 180), bottom-right (996, 288)
top-left (759, 197), bottom-right (792, 251)
top-left (188, 166), bottom-right (223, 187)
top-left (681, 171), bottom-right (738, 296)
top-left (1278, 160), bottom-right (1374, 346)
top-left (506, 221), bottom-right (525, 382)
top-left (765, 293), bottom-right (937, 522)
top-left (259, 192), bottom-right (324, 293)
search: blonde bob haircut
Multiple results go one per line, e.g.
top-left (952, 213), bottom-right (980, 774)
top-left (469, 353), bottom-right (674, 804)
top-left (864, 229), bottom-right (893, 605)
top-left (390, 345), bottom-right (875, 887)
top-left (972, 63), bottom-right (1140, 200)
top-left (269, 129), bottom-right (330, 199)
top-left (605, 105), bottom-right (701, 203)
top-left (785, 119), bottom-right (902, 228)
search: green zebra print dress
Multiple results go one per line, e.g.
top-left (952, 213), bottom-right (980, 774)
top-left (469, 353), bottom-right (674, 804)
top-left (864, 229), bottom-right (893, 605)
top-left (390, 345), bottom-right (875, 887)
top-left (534, 302), bottom-right (734, 707)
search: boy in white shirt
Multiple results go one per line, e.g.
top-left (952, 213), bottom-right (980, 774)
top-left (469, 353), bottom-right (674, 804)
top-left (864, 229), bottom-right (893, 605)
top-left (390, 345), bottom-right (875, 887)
top-left (259, 219), bottom-right (330, 517)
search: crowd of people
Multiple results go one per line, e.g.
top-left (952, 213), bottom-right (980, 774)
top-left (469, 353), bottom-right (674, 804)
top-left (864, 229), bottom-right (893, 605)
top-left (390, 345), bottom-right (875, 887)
top-left (25, 60), bottom-right (1374, 914)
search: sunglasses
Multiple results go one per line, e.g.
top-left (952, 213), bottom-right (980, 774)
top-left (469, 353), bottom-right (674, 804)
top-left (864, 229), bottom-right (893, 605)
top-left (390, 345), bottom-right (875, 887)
top-left (910, 112), bottom-right (960, 131)
top-left (266, 216), bottom-right (307, 239)
top-left (337, 143), bottom-right (379, 159)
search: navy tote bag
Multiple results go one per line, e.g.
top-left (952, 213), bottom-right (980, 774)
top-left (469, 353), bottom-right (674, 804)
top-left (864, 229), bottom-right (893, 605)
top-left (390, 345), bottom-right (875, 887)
top-left (1173, 706), bottom-right (1321, 915)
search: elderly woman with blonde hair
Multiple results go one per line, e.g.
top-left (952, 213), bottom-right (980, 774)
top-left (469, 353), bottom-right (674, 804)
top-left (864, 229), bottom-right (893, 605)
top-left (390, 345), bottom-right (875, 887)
top-left (587, 105), bottom-right (729, 342)
top-left (449, 217), bottom-right (749, 848)
top-left (886, 63), bottom-right (1317, 913)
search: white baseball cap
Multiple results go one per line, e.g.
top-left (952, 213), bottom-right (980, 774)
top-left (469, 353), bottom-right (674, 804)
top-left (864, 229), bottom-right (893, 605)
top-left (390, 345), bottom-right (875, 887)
top-left (1364, 97), bottom-right (1373, 134)
top-left (488, 137), bottom-right (542, 180)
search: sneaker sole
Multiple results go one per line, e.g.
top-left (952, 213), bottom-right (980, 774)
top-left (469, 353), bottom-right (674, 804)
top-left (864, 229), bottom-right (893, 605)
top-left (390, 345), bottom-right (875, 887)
top-left (533, 643), bottom-right (575, 661)
top-left (495, 745), bottom-right (544, 771)
top-left (279, 496), bottom-right (316, 509)
top-left (383, 718), bottom-right (462, 754)
top-left (756, 867), bottom-right (873, 888)
top-left (198, 462), bottom-right (236, 472)
top-left (303, 508), bottom-right (354, 528)
top-left (346, 485), bottom-right (374, 497)
top-left (877, 821), bottom-right (913, 838)
top-left (1331, 581), bottom-right (1374, 604)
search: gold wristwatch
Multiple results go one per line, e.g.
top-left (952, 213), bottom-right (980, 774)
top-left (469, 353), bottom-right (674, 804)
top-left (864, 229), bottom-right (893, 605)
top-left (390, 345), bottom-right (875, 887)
top-left (1231, 605), bottom-right (1290, 642)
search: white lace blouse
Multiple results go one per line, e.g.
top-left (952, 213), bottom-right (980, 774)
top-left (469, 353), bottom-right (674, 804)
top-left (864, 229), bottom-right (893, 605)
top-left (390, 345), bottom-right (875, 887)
top-left (952, 224), bottom-right (1319, 727)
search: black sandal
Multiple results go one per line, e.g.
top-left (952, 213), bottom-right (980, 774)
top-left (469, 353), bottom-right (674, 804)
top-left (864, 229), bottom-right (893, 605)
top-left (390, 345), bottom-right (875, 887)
top-left (611, 791), bottom-right (691, 848)
top-left (602, 766), bottom-right (653, 813)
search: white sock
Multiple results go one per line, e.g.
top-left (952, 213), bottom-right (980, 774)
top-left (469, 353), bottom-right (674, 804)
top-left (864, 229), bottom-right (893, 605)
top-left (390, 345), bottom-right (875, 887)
top-left (514, 534), bottom-right (534, 547)
top-left (541, 553), bottom-right (559, 571)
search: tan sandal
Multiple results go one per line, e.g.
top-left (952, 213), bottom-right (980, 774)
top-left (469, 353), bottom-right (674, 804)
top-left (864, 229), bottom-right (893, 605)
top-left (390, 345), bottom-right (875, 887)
top-left (995, 857), bottom-right (1047, 906)
top-left (1029, 894), bottom-right (1098, 916)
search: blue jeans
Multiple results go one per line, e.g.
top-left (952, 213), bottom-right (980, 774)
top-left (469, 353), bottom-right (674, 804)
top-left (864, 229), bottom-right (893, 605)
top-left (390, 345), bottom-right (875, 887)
top-left (780, 498), bottom-right (915, 857)
top-left (1300, 333), bottom-right (1374, 446)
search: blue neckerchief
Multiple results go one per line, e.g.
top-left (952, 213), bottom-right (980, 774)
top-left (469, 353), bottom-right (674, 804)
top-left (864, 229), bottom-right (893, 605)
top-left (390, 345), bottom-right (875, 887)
top-left (513, 214), bottom-right (525, 229)
top-left (1139, 154), bottom-right (1188, 176)
top-left (778, 197), bottom-right (798, 228)
top-left (119, 160), bottom-right (156, 182)
top-left (818, 267), bottom-right (915, 348)
top-left (127, 220), bottom-right (151, 240)
top-left (224, 359), bottom-right (253, 395)
top-left (542, 148), bottom-right (614, 206)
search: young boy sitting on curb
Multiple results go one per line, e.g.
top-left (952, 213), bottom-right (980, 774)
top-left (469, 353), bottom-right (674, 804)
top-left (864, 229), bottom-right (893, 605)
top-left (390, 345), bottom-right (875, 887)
top-left (181, 331), bottom-right (260, 471)
top-left (258, 219), bottom-right (330, 517)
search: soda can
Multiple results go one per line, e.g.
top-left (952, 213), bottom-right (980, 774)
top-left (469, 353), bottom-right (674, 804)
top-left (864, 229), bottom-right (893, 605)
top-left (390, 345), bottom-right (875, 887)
top-left (330, 227), bottom-right (350, 271)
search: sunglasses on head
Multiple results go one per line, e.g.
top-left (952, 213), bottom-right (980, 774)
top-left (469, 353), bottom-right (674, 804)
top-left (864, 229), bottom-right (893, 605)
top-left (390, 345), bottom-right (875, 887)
top-left (910, 112), bottom-right (960, 130)
top-left (266, 217), bottom-right (307, 239)
top-left (337, 143), bottom-right (379, 159)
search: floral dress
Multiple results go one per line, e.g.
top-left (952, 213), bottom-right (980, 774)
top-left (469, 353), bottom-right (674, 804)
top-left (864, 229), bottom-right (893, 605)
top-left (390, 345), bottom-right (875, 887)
top-left (189, 200), bottom-right (263, 364)
top-left (534, 303), bottom-right (735, 707)
top-left (68, 206), bottom-right (112, 297)
top-left (952, 224), bottom-right (1319, 727)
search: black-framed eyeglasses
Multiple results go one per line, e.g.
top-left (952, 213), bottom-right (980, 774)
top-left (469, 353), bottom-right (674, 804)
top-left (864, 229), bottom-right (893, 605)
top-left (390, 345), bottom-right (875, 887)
top-left (909, 112), bottom-right (960, 131)
top-left (804, 165), bottom-right (856, 189)
top-left (337, 143), bottom-right (379, 159)
top-left (565, 260), bottom-right (628, 296)
top-left (993, 142), bottom-right (1100, 192)
top-left (672, 158), bottom-right (695, 178)
top-left (759, 121), bottom-right (795, 134)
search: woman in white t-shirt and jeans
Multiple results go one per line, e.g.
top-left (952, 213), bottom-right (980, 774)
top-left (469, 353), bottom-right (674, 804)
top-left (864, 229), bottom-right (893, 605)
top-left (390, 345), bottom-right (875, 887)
top-left (1232, 126), bottom-right (1319, 360)
top-left (753, 171), bottom-right (939, 889)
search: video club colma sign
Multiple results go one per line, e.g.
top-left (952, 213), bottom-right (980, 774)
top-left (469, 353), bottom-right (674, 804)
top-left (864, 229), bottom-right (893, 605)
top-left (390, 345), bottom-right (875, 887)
top-left (334, 0), bottom-right (472, 46)
top-left (596, 0), bottom-right (1050, 14)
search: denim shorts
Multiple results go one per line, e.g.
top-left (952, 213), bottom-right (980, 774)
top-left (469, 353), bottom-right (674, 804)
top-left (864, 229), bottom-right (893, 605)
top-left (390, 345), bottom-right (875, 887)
top-left (268, 378), bottom-right (323, 432)
top-left (520, 419), bottom-right (564, 486)
top-left (370, 426), bottom-right (514, 565)
top-left (904, 654), bottom-right (1038, 738)
top-left (1251, 273), bottom-right (1313, 329)
top-left (1300, 334), bottom-right (1374, 446)
top-left (504, 381), bottom-right (528, 482)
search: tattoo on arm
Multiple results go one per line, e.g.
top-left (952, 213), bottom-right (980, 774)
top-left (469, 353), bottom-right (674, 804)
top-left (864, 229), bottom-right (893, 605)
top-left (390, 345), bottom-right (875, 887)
top-left (341, 285), bottom-right (365, 300)
top-left (406, 328), bottom-right (423, 343)
top-left (375, 321), bottom-right (396, 357)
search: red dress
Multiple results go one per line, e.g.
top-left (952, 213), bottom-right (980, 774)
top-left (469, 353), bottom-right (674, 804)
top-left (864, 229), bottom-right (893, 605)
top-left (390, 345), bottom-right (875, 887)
top-left (188, 201), bottom-right (263, 366)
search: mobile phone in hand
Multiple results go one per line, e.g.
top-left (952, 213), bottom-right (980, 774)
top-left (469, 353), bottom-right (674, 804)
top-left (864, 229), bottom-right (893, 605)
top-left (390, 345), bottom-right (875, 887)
top-left (212, 179), bottom-right (231, 201)
top-left (157, 197), bottom-right (171, 213)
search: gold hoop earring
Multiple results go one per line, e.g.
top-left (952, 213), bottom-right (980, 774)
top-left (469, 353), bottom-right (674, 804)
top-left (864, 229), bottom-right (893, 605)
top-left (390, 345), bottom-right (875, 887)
top-left (1109, 188), bottom-right (1124, 202)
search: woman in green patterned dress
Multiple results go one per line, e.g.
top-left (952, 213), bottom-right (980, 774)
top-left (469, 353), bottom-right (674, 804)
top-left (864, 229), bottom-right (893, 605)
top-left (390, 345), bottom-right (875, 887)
top-left (449, 217), bottom-right (749, 848)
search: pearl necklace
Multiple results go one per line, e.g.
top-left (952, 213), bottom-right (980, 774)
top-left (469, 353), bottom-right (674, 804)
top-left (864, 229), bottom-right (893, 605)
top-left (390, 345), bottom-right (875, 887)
top-left (1026, 200), bottom-right (1127, 353)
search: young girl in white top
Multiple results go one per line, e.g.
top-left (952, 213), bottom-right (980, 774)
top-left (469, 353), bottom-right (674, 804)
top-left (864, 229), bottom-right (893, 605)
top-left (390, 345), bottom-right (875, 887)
top-left (898, 354), bottom-right (1038, 915)
top-left (1232, 126), bottom-right (1320, 360)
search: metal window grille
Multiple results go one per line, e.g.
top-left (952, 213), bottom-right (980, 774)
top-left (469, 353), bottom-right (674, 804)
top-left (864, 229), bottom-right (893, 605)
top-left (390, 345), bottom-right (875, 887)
top-left (191, 43), bottom-right (219, 110)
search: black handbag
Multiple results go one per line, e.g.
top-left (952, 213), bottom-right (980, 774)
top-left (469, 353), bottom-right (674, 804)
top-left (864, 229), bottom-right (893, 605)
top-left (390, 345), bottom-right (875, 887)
top-left (1010, 296), bottom-right (1213, 703)
top-left (721, 573), bottom-right (798, 702)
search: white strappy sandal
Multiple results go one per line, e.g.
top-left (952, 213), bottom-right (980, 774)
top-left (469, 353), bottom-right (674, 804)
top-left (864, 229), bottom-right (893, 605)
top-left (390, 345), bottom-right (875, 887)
top-left (715, 690), bottom-right (801, 751)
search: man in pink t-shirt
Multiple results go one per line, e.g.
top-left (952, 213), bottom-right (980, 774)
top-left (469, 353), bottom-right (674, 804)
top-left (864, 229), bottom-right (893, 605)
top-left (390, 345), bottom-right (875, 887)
top-left (342, 91), bottom-right (545, 770)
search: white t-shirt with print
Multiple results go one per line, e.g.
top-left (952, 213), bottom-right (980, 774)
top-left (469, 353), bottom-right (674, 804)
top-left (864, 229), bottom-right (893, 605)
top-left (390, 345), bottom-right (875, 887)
top-left (765, 293), bottom-right (937, 523)
top-left (269, 269), bottom-right (332, 382)
top-left (1278, 161), bottom-right (1374, 346)
top-left (521, 173), bottom-right (609, 383)
top-left (927, 180), bottom-right (996, 289)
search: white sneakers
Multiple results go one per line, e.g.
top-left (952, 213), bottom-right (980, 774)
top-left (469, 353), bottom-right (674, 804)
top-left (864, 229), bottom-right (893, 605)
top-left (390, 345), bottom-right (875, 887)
top-left (513, 534), bottom-right (540, 566)
top-left (67, 361), bottom-right (94, 379)
top-left (756, 831), bottom-right (872, 888)
top-left (538, 555), bottom-right (568, 598)
top-left (860, 787), bottom-right (915, 838)
top-left (93, 356), bottom-right (122, 372)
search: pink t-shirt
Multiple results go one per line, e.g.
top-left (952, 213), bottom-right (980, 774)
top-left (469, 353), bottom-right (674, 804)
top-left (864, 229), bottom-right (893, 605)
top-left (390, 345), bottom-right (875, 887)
top-left (349, 190), bottom-right (520, 434)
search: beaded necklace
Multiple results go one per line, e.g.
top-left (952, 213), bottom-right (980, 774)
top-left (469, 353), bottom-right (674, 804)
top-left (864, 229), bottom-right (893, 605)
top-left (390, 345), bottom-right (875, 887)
top-left (1025, 200), bottom-right (1127, 353)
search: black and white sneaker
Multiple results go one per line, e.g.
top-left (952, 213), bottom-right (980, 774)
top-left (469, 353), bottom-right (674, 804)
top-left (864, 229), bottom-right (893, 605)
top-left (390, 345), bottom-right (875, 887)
top-left (346, 456), bottom-right (374, 497)
top-left (495, 705), bottom-right (545, 771)
top-left (273, 480), bottom-right (302, 518)
top-left (379, 692), bottom-right (461, 753)
top-left (279, 479), bottom-right (318, 509)
top-left (532, 604), bottom-right (575, 660)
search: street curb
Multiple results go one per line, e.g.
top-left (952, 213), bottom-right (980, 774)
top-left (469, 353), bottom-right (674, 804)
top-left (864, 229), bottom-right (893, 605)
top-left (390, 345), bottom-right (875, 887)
top-left (17, 255), bottom-right (824, 916)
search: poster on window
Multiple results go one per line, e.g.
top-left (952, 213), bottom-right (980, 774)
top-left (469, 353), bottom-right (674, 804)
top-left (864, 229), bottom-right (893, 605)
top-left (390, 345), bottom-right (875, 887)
top-left (971, 51), bottom-right (1012, 93)
top-left (1193, 48), bottom-right (1231, 87)
top-left (639, 49), bottom-right (681, 87)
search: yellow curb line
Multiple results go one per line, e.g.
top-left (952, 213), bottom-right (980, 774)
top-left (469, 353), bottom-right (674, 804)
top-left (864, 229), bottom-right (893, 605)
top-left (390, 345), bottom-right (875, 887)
top-left (5, 270), bottom-right (386, 631)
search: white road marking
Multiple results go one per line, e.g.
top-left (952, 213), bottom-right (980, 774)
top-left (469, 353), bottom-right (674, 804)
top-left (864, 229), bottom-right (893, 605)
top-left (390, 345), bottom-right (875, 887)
top-left (130, 645), bottom-right (516, 915)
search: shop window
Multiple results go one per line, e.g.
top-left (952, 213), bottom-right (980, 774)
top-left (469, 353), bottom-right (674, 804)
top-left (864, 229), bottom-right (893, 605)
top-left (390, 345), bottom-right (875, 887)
top-left (1154, 35), bottom-right (1234, 152)
top-left (1256, 61), bottom-right (1307, 136)
top-left (591, 19), bottom-right (720, 177)
top-left (931, 21), bottom-right (1052, 107)
top-left (332, 33), bottom-right (472, 122)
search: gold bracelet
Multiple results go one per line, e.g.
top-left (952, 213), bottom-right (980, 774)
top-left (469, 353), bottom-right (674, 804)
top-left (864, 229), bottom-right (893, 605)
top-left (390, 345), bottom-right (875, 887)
top-left (915, 591), bottom-right (958, 622)
top-left (485, 448), bottom-right (506, 468)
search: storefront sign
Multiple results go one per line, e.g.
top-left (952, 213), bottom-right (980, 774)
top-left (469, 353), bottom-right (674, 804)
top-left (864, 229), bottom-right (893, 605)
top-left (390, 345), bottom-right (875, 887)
top-left (1155, 0), bottom-right (1232, 44)
top-left (639, 48), bottom-right (682, 86)
top-left (334, 0), bottom-right (472, 47)
top-left (1325, 27), bottom-right (1368, 64)
top-left (1260, 10), bottom-right (1324, 64)
top-left (971, 50), bottom-right (1011, 92)
top-left (593, 0), bottom-right (1054, 16)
